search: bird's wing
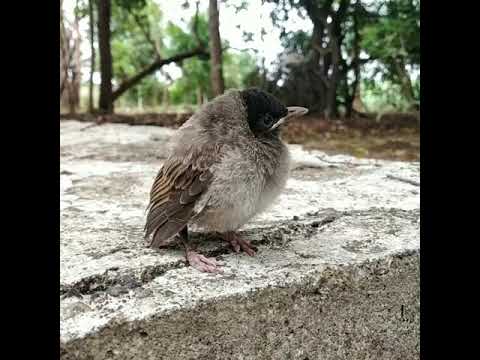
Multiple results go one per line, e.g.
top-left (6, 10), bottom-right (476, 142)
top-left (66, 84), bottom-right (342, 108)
top-left (145, 142), bottom-right (221, 247)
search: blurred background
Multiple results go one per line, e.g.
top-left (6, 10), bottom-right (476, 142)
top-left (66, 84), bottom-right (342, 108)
top-left (60, 0), bottom-right (420, 161)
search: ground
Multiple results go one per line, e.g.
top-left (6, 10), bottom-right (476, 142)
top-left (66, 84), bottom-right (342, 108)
top-left (60, 119), bottom-right (419, 360)
top-left (60, 111), bottom-right (420, 161)
top-left (283, 115), bottom-right (420, 162)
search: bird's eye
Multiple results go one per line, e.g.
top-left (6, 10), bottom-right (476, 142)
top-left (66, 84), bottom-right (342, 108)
top-left (262, 114), bottom-right (274, 127)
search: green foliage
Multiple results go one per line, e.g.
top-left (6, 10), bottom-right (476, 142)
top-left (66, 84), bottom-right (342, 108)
top-left (114, 0), bottom-right (147, 12)
top-left (108, 0), bottom-right (259, 107)
top-left (360, 0), bottom-right (420, 106)
top-left (109, 0), bottom-right (167, 106)
top-left (111, 0), bottom-right (164, 73)
top-left (261, 0), bottom-right (420, 113)
top-left (281, 30), bottom-right (311, 56)
top-left (111, 1), bottom-right (163, 82)
top-left (224, 51), bottom-right (258, 89)
top-left (361, 77), bottom-right (420, 113)
top-left (166, 14), bottom-right (258, 105)
top-left (361, 0), bottom-right (419, 64)
top-left (165, 15), bottom-right (211, 104)
top-left (163, 15), bottom-right (209, 57)
top-left (88, 0), bottom-right (419, 113)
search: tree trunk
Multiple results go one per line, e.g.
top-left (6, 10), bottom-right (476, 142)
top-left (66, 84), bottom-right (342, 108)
top-left (60, 1), bottom-right (70, 99)
top-left (70, 12), bottom-right (82, 114)
top-left (88, 0), bottom-right (96, 112)
top-left (97, 0), bottom-right (113, 113)
top-left (60, 3), bottom-right (65, 93)
top-left (345, 2), bottom-right (361, 118)
top-left (302, 0), bottom-right (347, 117)
top-left (196, 87), bottom-right (203, 106)
top-left (60, 0), bottom-right (82, 114)
top-left (395, 59), bottom-right (416, 106)
top-left (324, 33), bottom-right (340, 119)
top-left (325, 0), bottom-right (350, 118)
top-left (208, 0), bottom-right (225, 97)
top-left (94, 0), bottom-right (208, 111)
top-left (309, 16), bottom-right (327, 113)
top-left (162, 87), bottom-right (169, 109)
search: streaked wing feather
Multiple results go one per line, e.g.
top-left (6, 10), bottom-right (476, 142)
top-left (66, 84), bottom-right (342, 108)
top-left (150, 205), bottom-right (195, 248)
top-left (145, 144), bottom-right (219, 247)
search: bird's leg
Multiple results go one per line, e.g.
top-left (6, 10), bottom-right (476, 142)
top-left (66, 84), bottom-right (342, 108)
top-left (179, 226), bottom-right (223, 273)
top-left (223, 231), bottom-right (256, 256)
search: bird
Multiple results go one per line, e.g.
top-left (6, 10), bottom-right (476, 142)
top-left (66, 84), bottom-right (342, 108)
top-left (144, 88), bottom-right (308, 273)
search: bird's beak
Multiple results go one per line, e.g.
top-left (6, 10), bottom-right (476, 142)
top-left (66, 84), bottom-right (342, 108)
top-left (269, 106), bottom-right (309, 131)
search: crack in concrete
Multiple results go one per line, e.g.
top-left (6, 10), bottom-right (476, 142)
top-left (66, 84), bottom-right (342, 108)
top-left (60, 208), bottom-right (418, 299)
top-left (60, 261), bottom-right (185, 299)
top-left (60, 211), bottom-right (344, 299)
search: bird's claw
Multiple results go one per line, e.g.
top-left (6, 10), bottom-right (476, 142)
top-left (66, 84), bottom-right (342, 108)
top-left (186, 251), bottom-right (224, 273)
top-left (225, 234), bottom-right (256, 256)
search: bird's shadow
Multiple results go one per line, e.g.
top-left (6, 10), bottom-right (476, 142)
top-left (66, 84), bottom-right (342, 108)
top-left (153, 230), bottom-right (262, 259)
top-left (154, 231), bottom-right (233, 258)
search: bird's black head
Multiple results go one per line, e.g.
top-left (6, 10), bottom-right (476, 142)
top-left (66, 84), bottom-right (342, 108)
top-left (240, 88), bottom-right (287, 134)
top-left (240, 88), bottom-right (308, 135)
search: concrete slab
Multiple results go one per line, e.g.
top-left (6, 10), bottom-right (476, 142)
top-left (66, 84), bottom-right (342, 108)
top-left (60, 120), bottom-right (420, 359)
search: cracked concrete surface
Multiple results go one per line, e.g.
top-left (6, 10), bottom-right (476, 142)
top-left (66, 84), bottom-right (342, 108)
top-left (60, 120), bottom-right (420, 360)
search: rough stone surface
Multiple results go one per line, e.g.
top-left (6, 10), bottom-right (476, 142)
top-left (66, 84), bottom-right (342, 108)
top-left (60, 120), bottom-right (420, 360)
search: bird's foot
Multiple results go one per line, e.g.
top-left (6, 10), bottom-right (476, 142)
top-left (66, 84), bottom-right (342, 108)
top-left (186, 250), bottom-right (224, 273)
top-left (224, 232), bottom-right (256, 256)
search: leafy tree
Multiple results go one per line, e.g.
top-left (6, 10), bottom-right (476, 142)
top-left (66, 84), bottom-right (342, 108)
top-left (258, 0), bottom-right (419, 116)
top-left (361, 0), bottom-right (420, 108)
top-left (110, 0), bottom-right (164, 107)
top-left (167, 14), bottom-right (257, 105)
top-left (71, 0), bottom-right (419, 114)
top-left (165, 14), bottom-right (211, 105)
top-left (223, 51), bottom-right (258, 89)
top-left (264, 0), bottom-right (353, 117)
top-left (95, 0), bottom-right (208, 113)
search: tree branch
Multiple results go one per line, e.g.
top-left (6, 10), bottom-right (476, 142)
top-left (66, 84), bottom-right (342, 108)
top-left (128, 9), bottom-right (161, 58)
top-left (109, 1), bottom-right (209, 103)
top-left (222, 45), bottom-right (258, 53)
top-left (112, 48), bottom-right (209, 101)
top-left (193, 1), bottom-right (205, 47)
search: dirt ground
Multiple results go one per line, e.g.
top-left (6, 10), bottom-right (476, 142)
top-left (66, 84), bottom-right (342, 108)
top-left (282, 115), bottom-right (420, 162)
top-left (60, 112), bottom-right (420, 162)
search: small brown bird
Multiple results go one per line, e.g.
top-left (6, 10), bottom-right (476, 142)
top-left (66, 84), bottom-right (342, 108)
top-left (145, 88), bottom-right (308, 273)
